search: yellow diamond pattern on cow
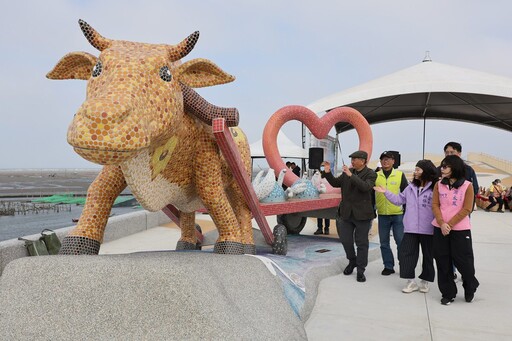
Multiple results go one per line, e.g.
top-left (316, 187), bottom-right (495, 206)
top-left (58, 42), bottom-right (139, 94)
top-left (151, 136), bottom-right (178, 180)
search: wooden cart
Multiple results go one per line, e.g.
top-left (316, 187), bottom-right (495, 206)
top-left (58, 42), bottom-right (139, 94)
top-left (162, 118), bottom-right (341, 255)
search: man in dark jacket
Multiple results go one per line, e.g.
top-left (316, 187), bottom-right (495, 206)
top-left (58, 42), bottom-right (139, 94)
top-left (437, 142), bottom-right (479, 205)
top-left (321, 150), bottom-right (377, 282)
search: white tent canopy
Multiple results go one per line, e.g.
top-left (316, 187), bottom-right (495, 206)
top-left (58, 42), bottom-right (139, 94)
top-left (307, 60), bottom-right (512, 133)
top-left (250, 131), bottom-right (308, 159)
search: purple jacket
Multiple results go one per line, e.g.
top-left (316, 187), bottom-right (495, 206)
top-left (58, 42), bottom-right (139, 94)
top-left (383, 181), bottom-right (434, 235)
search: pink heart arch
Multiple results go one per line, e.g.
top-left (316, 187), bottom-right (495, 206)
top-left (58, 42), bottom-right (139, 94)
top-left (262, 105), bottom-right (373, 190)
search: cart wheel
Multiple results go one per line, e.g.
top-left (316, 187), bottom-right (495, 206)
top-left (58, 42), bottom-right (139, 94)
top-left (195, 224), bottom-right (202, 250)
top-left (272, 224), bottom-right (287, 255)
top-left (278, 213), bottom-right (307, 235)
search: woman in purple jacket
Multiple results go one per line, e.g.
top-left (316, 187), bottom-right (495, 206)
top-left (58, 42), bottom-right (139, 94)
top-left (374, 160), bottom-right (438, 293)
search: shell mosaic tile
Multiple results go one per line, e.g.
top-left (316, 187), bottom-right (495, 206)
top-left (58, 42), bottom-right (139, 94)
top-left (48, 20), bottom-right (253, 254)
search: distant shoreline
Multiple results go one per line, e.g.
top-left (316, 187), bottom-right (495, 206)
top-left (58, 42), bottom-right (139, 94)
top-left (0, 169), bottom-right (134, 198)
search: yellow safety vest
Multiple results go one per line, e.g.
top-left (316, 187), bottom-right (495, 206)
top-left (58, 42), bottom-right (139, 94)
top-left (375, 169), bottom-right (404, 215)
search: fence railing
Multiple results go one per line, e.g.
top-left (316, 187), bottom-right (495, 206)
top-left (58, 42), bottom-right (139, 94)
top-left (468, 152), bottom-right (512, 175)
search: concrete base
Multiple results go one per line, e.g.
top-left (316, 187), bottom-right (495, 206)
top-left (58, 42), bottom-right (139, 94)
top-left (0, 252), bottom-right (306, 340)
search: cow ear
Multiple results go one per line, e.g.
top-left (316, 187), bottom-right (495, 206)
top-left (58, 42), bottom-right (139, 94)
top-left (47, 52), bottom-right (98, 80)
top-left (175, 58), bottom-right (235, 88)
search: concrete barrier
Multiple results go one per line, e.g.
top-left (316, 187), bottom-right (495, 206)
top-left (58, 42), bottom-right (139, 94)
top-left (0, 210), bottom-right (170, 276)
top-left (0, 253), bottom-right (307, 340)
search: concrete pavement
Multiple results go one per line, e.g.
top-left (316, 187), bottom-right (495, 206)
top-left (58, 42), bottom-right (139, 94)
top-left (305, 209), bottom-right (512, 340)
top-left (100, 208), bottom-right (512, 340)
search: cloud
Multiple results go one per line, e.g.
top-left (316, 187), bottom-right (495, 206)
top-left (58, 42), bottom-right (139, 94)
top-left (1, 0), bottom-right (511, 168)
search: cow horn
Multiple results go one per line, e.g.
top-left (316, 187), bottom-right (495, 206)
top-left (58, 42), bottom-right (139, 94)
top-left (78, 19), bottom-right (112, 51)
top-left (169, 31), bottom-right (200, 61)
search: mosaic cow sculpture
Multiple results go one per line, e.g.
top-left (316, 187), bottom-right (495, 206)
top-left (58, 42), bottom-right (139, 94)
top-left (47, 20), bottom-right (254, 255)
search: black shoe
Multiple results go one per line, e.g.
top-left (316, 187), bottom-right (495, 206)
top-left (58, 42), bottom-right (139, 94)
top-left (465, 292), bottom-right (474, 303)
top-left (441, 297), bottom-right (454, 305)
top-left (314, 228), bottom-right (323, 235)
top-left (324, 228), bottom-right (330, 235)
top-left (343, 262), bottom-right (356, 275)
top-left (381, 268), bottom-right (395, 276)
top-left (357, 272), bottom-right (366, 282)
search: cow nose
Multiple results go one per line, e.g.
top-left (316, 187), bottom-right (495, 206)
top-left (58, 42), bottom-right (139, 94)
top-left (78, 99), bottom-right (131, 123)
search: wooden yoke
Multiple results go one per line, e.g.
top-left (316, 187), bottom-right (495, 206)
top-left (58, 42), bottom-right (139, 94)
top-left (212, 118), bottom-right (274, 245)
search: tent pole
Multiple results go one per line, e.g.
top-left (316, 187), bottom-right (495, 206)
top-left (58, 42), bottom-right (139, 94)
top-left (302, 123), bottom-right (306, 175)
top-left (422, 116), bottom-right (426, 159)
top-left (421, 92), bottom-right (431, 159)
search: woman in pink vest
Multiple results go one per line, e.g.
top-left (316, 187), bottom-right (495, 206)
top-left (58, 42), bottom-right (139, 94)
top-left (432, 155), bottom-right (479, 305)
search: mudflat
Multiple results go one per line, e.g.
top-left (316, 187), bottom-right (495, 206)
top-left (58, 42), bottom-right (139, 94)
top-left (0, 169), bottom-right (101, 197)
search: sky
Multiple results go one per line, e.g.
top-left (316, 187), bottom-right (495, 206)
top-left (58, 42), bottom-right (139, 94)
top-left (1, 0), bottom-right (511, 169)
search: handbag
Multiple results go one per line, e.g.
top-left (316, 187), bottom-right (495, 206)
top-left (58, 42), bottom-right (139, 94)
top-left (40, 229), bottom-right (61, 255)
top-left (18, 229), bottom-right (61, 256)
top-left (18, 237), bottom-right (49, 256)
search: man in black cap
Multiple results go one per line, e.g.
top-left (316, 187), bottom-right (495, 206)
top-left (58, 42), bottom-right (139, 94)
top-left (375, 151), bottom-right (408, 276)
top-left (321, 150), bottom-right (377, 282)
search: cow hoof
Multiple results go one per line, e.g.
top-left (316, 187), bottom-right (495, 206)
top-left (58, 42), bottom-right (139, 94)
top-left (176, 241), bottom-right (197, 250)
top-left (272, 224), bottom-right (287, 255)
top-left (58, 236), bottom-right (100, 255)
top-left (213, 241), bottom-right (244, 255)
top-left (243, 244), bottom-right (256, 255)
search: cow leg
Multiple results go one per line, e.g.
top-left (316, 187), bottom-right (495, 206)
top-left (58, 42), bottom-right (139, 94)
top-left (175, 211), bottom-right (198, 250)
top-left (227, 181), bottom-right (255, 254)
top-left (59, 165), bottom-right (127, 255)
top-left (195, 138), bottom-right (243, 255)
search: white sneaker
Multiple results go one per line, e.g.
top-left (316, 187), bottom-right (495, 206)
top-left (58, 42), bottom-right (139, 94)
top-left (419, 280), bottom-right (429, 293)
top-left (402, 280), bottom-right (419, 293)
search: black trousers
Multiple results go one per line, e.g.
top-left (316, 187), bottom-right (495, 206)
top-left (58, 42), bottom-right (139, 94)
top-left (433, 228), bottom-right (479, 299)
top-left (336, 218), bottom-right (372, 273)
top-left (317, 218), bottom-right (330, 228)
top-left (399, 233), bottom-right (434, 282)
top-left (486, 196), bottom-right (504, 211)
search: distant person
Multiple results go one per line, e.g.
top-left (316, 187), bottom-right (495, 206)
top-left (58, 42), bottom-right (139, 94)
top-left (505, 187), bottom-right (512, 212)
top-left (320, 150), bottom-right (377, 283)
top-left (314, 218), bottom-right (330, 235)
top-left (438, 142), bottom-right (479, 207)
top-left (374, 151), bottom-right (408, 276)
top-left (374, 160), bottom-right (438, 294)
top-left (485, 179), bottom-right (505, 212)
top-left (291, 162), bottom-right (301, 177)
top-left (432, 155), bottom-right (479, 305)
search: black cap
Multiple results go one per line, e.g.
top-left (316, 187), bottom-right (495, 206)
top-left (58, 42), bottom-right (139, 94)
top-left (380, 151), bottom-right (395, 160)
top-left (348, 150), bottom-right (368, 160)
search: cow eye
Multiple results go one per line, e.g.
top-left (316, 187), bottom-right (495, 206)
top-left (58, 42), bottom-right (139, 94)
top-left (159, 66), bottom-right (172, 82)
top-left (92, 61), bottom-right (102, 77)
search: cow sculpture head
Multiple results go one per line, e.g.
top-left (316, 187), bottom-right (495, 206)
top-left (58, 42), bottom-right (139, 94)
top-left (47, 19), bottom-right (235, 165)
